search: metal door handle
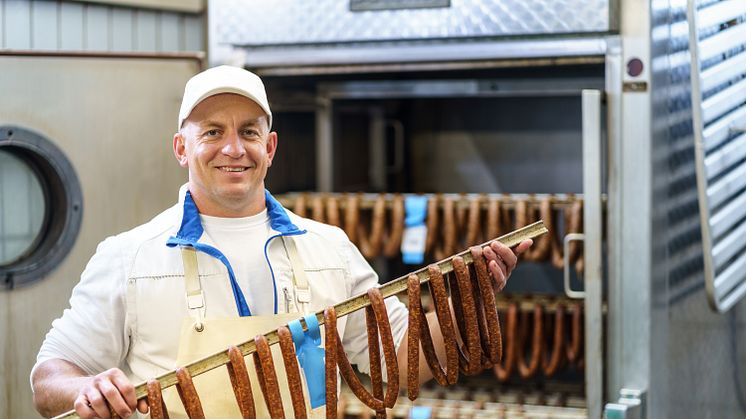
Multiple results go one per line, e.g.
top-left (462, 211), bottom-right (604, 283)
top-left (564, 233), bottom-right (585, 299)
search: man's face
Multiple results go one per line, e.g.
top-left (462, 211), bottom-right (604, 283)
top-left (173, 93), bottom-right (277, 217)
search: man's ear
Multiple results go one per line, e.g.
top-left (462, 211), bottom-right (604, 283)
top-left (266, 131), bottom-right (278, 167)
top-left (173, 132), bottom-right (189, 167)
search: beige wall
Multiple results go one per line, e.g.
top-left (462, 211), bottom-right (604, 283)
top-left (0, 56), bottom-right (198, 418)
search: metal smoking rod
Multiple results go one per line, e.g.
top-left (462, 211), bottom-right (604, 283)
top-left (55, 220), bottom-right (547, 419)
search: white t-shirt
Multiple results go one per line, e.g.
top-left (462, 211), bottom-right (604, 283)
top-left (200, 209), bottom-right (275, 315)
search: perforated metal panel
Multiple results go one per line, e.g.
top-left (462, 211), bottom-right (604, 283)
top-left (688, 0), bottom-right (746, 312)
top-left (212, 0), bottom-right (611, 46)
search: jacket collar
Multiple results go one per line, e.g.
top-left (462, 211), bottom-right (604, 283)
top-left (170, 185), bottom-right (304, 244)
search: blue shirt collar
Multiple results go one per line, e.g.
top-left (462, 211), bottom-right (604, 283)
top-left (170, 188), bottom-right (303, 245)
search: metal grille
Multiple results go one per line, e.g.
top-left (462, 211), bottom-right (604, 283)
top-left (688, 0), bottom-right (746, 312)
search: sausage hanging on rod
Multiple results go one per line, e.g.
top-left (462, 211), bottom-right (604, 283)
top-left (449, 257), bottom-right (484, 375)
top-left (383, 194), bottom-right (405, 258)
top-left (326, 195), bottom-right (341, 228)
top-left (406, 275), bottom-right (421, 401)
top-left (293, 194), bottom-right (307, 218)
top-left (526, 197), bottom-right (553, 262)
top-left (413, 265), bottom-right (460, 385)
top-left (551, 196), bottom-right (572, 270)
top-left (175, 368), bottom-right (205, 419)
top-left (253, 335), bottom-right (285, 419)
top-left (541, 303), bottom-right (565, 377)
top-left (331, 288), bottom-right (398, 413)
top-left (424, 195), bottom-right (440, 256)
top-left (311, 194), bottom-right (326, 224)
top-left (566, 303), bottom-right (583, 364)
top-left (225, 345), bottom-right (256, 419)
top-left (485, 196), bottom-right (502, 242)
top-left (343, 194), bottom-right (360, 245)
top-left (567, 199), bottom-right (583, 263)
top-left (514, 199), bottom-right (531, 261)
top-left (464, 195), bottom-right (483, 247)
top-left (146, 379), bottom-right (170, 419)
top-left (366, 301), bottom-right (386, 419)
top-left (470, 246), bottom-right (502, 364)
top-left (367, 288), bottom-right (399, 409)
top-left (494, 302), bottom-right (518, 382)
top-left (324, 307), bottom-right (338, 419)
top-left (516, 304), bottom-right (543, 379)
top-left (358, 195), bottom-right (386, 259)
top-left (435, 197), bottom-right (457, 260)
top-left (277, 327), bottom-right (307, 419)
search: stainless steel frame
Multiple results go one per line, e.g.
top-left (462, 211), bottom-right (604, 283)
top-left (583, 89), bottom-right (604, 419)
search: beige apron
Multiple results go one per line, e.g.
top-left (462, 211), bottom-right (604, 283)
top-left (162, 237), bottom-right (326, 418)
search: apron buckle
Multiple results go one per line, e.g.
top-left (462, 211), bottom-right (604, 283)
top-left (295, 287), bottom-right (311, 304)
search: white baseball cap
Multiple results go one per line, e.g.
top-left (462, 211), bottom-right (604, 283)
top-left (177, 65), bottom-right (272, 130)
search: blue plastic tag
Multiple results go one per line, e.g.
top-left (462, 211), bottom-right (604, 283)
top-left (410, 406), bottom-right (433, 419)
top-left (288, 314), bottom-right (326, 408)
top-left (402, 196), bottom-right (429, 264)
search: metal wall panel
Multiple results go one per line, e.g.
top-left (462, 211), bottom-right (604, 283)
top-left (31, 0), bottom-right (59, 50)
top-left (183, 14), bottom-right (202, 52)
top-left (110, 7), bottom-right (134, 50)
top-left (59, 2), bottom-right (84, 50)
top-left (0, 0), bottom-right (204, 52)
top-left (85, 4), bottom-right (110, 50)
top-left (4, 0), bottom-right (32, 49)
top-left (158, 13), bottom-right (181, 51)
top-left (0, 56), bottom-right (198, 419)
top-left (135, 9), bottom-right (157, 51)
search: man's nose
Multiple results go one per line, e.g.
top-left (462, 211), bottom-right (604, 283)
top-left (221, 130), bottom-right (245, 158)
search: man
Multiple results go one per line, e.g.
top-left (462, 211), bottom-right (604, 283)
top-left (31, 65), bottom-right (531, 418)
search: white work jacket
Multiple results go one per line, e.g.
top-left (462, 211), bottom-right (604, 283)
top-left (34, 185), bottom-right (408, 385)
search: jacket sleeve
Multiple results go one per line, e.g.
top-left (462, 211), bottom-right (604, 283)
top-left (339, 240), bottom-right (409, 379)
top-left (31, 235), bottom-right (130, 383)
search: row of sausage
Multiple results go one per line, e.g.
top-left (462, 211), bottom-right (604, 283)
top-left (139, 242), bottom-right (590, 418)
top-left (140, 246), bottom-right (519, 419)
top-left (286, 193), bottom-right (586, 273)
top-left (492, 301), bottom-right (584, 382)
top-left (340, 393), bottom-right (587, 419)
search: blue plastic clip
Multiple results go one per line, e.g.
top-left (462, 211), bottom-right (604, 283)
top-left (287, 314), bottom-right (326, 408)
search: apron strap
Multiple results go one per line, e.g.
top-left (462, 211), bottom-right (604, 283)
top-left (181, 246), bottom-right (205, 332)
top-left (282, 236), bottom-right (311, 313)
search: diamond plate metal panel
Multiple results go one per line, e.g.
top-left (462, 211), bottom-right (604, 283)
top-left (213, 0), bottom-right (610, 46)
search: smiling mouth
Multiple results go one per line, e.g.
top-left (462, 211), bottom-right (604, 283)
top-left (218, 166), bottom-right (250, 172)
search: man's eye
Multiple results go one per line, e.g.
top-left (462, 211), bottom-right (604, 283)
top-left (242, 129), bottom-right (259, 136)
top-left (205, 130), bottom-right (219, 136)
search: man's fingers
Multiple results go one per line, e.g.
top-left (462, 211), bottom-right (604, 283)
top-left (110, 372), bottom-right (138, 411)
top-left (488, 241), bottom-right (517, 271)
top-left (86, 390), bottom-right (111, 419)
top-left (73, 395), bottom-right (97, 419)
top-left (138, 398), bottom-right (150, 414)
top-left (488, 260), bottom-right (507, 291)
top-left (515, 239), bottom-right (533, 255)
top-left (96, 378), bottom-right (132, 418)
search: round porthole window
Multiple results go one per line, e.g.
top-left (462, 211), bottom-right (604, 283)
top-left (0, 126), bottom-right (83, 289)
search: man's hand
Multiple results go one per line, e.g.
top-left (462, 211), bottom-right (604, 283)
top-left (73, 368), bottom-right (148, 418)
top-left (483, 239), bottom-right (533, 291)
top-left (32, 359), bottom-right (148, 418)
